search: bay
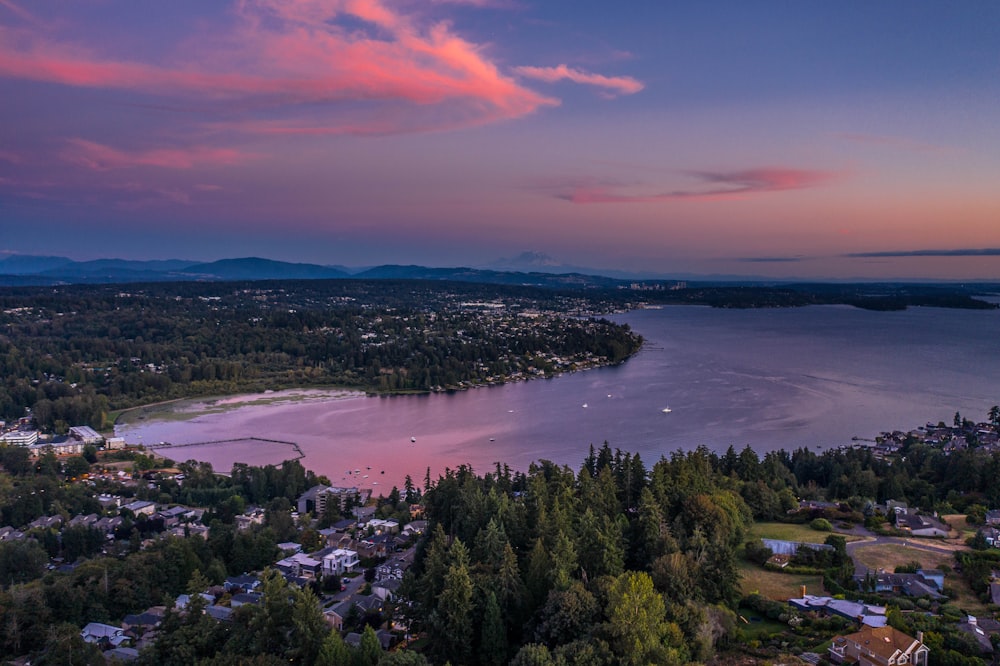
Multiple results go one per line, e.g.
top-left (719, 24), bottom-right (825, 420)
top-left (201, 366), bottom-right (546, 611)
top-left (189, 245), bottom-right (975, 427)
top-left (115, 305), bottom-right (1000, 491)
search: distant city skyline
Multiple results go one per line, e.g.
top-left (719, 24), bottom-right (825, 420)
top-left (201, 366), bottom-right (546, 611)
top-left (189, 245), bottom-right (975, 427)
top-left (2, 1), bottom-right (1000, 280)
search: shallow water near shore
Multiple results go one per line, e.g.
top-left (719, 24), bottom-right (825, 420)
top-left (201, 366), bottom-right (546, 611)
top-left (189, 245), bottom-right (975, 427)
top-left (117, 305), bottom-right (1000, 491)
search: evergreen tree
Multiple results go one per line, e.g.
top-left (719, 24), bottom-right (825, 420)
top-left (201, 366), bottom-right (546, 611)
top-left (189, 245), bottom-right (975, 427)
top-left (479, 591), bottom-right (507, 666)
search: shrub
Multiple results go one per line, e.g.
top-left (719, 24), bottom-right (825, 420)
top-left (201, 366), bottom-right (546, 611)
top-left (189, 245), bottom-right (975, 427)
top-left (810, 518), bottom-right (833, 532)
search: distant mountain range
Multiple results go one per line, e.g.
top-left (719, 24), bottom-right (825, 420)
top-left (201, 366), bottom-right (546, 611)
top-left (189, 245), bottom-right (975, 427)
top-left (0, 253), bottom-right (641, 289)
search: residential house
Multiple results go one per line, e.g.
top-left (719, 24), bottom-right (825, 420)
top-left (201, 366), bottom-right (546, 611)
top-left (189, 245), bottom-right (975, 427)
top-left (324, 600), bottom-right (355, 631)
top-left (224, 574), bottom-right (261, 594)
top-left (122, 608), bottom-right (164, 637)
top-left (80, 622), bottom-right (129, 648)
top-left (95, 516), bottom-right (123, 537)
top-left (28, 515), bottom-right (63, 530)
top-left (372, 578), bottom-right (402, 602)
top-left (322, 548), bottom-right (360, 576)
top-left (275, 552), bottom-right (322, 578)
top-left (828, 625), bottom-right (929, 666)
top-left (978, 527), bottom-right (1000, 547)
top-left (68, 513), bottom-right (99, 528)
top-left (331, 518), bottom-right (357, 533)
top-left (916, 569), bottom-right (944, 590)
top-left (788, 594), bottom-right (887, 627)
top-left (377, 551), bottom-right (415, 581)
top-left (990, 582), bottom-right (1000, 606)
top-left (894, 511), bottom-right (950, 538)
top-left (365, 518), bottom-right (399, 535)
top-left (956, 616), bottom-right (1000, 654)
top-left (206, 606), bottom-right (233, 622)
top-left (0, 526), bottom-right (25, 541)
top-left (175, 593), bottom-right (215, 610)
top-left (855, 571), bottom-right (946, 600)
top-left (230, 592), bottom-right (263, 607)
top-left (985, 509), bottom-right (1000, 526)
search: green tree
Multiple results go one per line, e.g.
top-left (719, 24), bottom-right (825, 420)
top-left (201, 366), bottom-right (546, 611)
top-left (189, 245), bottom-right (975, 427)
top-left (316, 630), bottom-right (353, 666)
top-left (432, 540), bottom-right (473, 664)
top-left (359, 625), bottom-right (383, 666)
top-left (603, 571), bottom-right (685, 666)
top-left (479, 591), bottom-right (508, 666)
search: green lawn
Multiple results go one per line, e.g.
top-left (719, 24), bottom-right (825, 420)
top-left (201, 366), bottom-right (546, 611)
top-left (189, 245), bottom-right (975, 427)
top-left (739, 561), bottom-right (823, 600)
top-left (749, 521), bottom-right (862, 544)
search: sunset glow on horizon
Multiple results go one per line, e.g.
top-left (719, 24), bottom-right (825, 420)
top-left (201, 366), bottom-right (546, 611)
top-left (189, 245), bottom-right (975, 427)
top-left (3, 1), bottom-right (1000, 279)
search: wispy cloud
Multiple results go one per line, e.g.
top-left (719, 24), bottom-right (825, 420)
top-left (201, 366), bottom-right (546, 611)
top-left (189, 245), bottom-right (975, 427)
top-left (846, 248), bottom-right (1000, 258)
top-left (514, 64), bottom-right (644, 97)
top-left (557, 167), bottom-right (840, 204)
top-left (0, 0), bottom-right (559, 136)
top-left (61, 139), bottom-right (249, 171)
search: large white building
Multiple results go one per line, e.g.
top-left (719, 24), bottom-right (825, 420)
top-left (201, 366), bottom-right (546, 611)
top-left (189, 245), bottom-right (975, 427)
top-left (0, 430), bottom-right (39, 447)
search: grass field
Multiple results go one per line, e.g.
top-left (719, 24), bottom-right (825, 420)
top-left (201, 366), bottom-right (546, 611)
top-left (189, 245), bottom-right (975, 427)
top-left (739, 560), bottom-right (824, 600)
top-left (942, 514), bottom-right (976, 541)
top-left (749, 521), bottom-right (863, 544)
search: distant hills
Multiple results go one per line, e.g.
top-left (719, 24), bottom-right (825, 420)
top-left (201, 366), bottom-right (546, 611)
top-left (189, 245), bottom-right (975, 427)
top-left (0, 253), bottom-right (630, 289)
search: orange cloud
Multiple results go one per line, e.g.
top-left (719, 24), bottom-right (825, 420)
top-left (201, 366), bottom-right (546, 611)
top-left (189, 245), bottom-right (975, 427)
top-left (514, 64), bottom-right (644, 97)
top-left (0, 0), bottom-right (558, 135)
top-left (62, 139), bottom-right (248, 171)
top-left (558, 168), bottom-right (840, 203)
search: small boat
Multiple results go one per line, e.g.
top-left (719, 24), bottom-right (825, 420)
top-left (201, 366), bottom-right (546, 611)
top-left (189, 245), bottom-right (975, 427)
top-left (410, 436), bottom-right (416, 443)
top-left (489, 438), bottom-right (495, 442)
top-left (380, 470), bottom-right (385, 474)
top-left (507, 409), bottom-right (514, 413)
top-left (582, 403), bottom-right (588, 408)
top-left (662, 407), bottom-right (672, 413)
top-left (363, 474), bottom-right (369, 478)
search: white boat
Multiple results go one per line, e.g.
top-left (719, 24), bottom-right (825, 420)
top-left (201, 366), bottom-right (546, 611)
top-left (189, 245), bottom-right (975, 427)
top-left (410, 436), bottom-right (416, 443)
top-left (582, 403), bottom-right (588, 408)
top-left (662, 407), bottom-right (672, 413)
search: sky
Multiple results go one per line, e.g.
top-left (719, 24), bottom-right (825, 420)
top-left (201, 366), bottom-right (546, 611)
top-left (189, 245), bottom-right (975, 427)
top-left (2, 1), bottom-right (1000, 280)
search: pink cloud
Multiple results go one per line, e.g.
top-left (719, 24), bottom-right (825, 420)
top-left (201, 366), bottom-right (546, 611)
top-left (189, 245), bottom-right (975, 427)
top-left (0, 0), bottom-right (559, 135)
top-left (558, 168), bottom-right (840, 204)
top-left (514, 64), bottom-right (644, 97)
top-left (0, 149), bottom-right (22, 163)
top-left (61, 139), bottom-right (249, 171)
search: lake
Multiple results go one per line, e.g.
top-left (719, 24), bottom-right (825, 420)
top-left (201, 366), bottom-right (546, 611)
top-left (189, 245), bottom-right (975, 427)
top-left (116, 305), bottom-right (1000, 490)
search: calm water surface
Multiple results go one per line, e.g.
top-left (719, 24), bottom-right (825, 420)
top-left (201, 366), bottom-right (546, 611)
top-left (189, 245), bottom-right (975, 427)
top-left (117, 305), bottom-right (1000, 490)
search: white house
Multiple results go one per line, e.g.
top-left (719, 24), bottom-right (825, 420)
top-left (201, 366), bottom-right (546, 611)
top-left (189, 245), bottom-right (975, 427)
top-left (322, 548), bottom-right (360, 576)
